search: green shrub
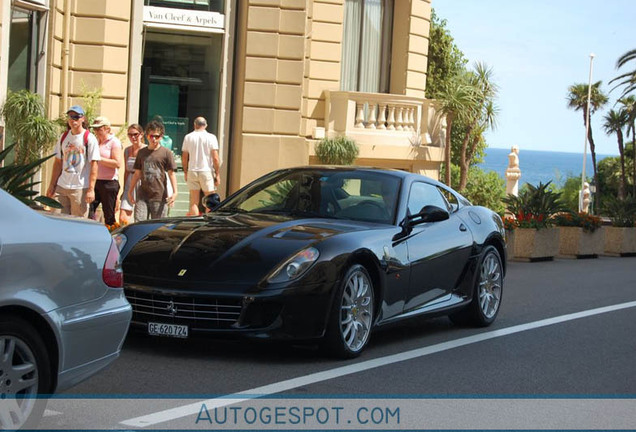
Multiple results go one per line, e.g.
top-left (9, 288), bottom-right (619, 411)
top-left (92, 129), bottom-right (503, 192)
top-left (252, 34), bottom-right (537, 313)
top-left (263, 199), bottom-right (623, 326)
top-left (603, 195), bottom-right (636, 227)
top-left (315, 136), bottom-right (359, 165)
top-left (448, 165), bottom-right (505, 214)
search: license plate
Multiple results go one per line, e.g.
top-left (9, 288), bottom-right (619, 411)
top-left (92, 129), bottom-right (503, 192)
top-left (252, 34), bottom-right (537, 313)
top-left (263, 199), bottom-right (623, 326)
top-left (148, 322), bottom-right (189, 338)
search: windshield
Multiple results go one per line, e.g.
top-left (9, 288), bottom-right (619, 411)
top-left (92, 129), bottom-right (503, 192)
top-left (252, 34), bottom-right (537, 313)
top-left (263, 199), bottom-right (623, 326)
top-left (217, 169), bottom-right (401, 224)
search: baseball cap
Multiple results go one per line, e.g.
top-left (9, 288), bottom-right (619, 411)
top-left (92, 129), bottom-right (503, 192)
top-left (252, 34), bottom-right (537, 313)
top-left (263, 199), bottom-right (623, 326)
top-left (90, 116), bottom-right (111, 128)
top-left (66, 105), bottom-right (85, 116)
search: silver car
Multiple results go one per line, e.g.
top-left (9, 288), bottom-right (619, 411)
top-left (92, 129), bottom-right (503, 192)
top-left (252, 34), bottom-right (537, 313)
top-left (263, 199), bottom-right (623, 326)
top-left (0, 189), bottom-right (132, 429)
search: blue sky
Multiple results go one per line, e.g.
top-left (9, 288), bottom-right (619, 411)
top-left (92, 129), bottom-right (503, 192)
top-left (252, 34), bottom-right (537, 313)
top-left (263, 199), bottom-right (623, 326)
top-left (432, 0), bottom-right (635, 156)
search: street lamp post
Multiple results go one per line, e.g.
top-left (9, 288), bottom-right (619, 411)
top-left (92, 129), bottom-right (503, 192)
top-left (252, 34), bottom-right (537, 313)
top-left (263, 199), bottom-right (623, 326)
top-left (580, 53), bottom-right (595, 213)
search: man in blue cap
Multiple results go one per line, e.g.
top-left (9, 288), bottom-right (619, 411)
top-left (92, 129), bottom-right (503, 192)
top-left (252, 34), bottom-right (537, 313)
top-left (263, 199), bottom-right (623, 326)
top-left (46, 105), bottom-right (100, 217)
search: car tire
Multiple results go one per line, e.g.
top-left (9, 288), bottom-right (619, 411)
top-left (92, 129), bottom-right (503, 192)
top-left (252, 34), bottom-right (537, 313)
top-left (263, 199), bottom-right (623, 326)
top-left (0, 316), bottom-right (52, 430)
top-left (449, 245), bottom-right (503, 327)
top-left (322, 264), bottom-right (375, 359)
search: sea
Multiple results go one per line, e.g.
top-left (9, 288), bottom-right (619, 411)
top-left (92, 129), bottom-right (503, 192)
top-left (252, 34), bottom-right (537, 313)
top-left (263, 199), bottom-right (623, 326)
top-left (478, 147), bottom-right (615, 188)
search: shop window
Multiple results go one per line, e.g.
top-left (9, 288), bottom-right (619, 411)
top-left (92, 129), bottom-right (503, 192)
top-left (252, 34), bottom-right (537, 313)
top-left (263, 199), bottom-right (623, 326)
top-left (146, 0), bottom-right (224, 13)
top-left (340, 0), bottom-right (393, 93)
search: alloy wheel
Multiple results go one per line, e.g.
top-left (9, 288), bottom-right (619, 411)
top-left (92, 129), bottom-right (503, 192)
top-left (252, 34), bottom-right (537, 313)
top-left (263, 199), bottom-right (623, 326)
top-left (478, 251), bottom-right (502, 319)
top-left (339, 268), bottom-right (374, 353)
top-left (0, 335), bottom-right (39, 429)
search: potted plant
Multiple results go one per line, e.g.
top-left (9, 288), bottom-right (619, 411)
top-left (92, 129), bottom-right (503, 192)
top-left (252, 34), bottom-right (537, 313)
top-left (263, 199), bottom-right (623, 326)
top-left (602, 196), bottom-right (636, 256)
top-left (503, 182), bottom-right (564, 261)
top-left (553, 211), bottom-right (604, 258)
top-left (1, 90), bottom-right (59, 166)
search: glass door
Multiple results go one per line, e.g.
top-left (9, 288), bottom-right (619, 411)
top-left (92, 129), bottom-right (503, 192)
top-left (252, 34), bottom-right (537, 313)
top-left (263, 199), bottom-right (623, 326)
top-left (140, 31), bottom-right (223, 156)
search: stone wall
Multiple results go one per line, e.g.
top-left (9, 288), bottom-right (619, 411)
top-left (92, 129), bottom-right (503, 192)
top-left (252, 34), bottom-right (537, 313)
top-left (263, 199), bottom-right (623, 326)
top-left (47, 0), bottom-right (132, 126)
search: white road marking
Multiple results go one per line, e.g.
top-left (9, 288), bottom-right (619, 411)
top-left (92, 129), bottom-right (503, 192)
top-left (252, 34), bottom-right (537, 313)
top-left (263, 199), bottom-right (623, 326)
top-left (43, 409), bottom-right (62, 417)
top-left (120, 300), bottom-right (636, 428)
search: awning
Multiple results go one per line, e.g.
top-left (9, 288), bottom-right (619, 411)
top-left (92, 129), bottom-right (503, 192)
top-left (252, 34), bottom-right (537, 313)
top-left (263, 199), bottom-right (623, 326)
top-left (12, 0), bottom-right (48, 12)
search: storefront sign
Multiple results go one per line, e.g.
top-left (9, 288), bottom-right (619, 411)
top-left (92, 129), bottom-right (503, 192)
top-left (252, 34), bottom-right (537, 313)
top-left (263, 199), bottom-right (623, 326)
top-left (143, 6), bottom-right (224, 32)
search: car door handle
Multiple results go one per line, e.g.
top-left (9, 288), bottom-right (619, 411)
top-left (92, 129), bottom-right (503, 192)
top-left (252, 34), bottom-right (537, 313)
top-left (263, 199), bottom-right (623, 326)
top-left (459, 223), bottom-right (467, 232)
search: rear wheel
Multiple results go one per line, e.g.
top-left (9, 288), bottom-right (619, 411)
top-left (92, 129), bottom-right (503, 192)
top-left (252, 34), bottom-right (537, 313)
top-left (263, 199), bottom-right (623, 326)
top-left (0, 316), bottom-right (51, 430)
top-left (450, 245), bottom-right (503, 327)
top-left (322, 264), bottom-right (375, 358)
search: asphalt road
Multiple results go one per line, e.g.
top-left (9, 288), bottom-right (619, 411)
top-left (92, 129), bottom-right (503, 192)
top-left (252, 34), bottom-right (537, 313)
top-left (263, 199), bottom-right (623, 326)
top-left (40, 256), bottom-right (636, 430)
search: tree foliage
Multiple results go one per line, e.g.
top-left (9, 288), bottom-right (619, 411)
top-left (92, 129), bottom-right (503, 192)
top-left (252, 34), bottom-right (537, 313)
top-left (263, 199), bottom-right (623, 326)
top-left (425, 10), bottom-right (468, 100)
top-left (448, 164), bottom-right (505, 214)
top-left (566, 81), bottom-right (608, 204)
top-left (610, 48), bottom-right (636, 100)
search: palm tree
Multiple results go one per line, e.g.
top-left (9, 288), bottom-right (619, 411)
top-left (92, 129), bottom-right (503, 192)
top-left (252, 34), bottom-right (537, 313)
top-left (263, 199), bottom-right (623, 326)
top-left (602, 108), bottom-right (629, 198)
top-left (609, 48), bottom-right (636, 99)
top-left (435, 73), bottom-right (476, 186)
top-left (458, 62), bottom-right (499, 191)
top-left (619, 95), bottom-right (636, 196)
top-left (567, 81), bottom-right (609, 205)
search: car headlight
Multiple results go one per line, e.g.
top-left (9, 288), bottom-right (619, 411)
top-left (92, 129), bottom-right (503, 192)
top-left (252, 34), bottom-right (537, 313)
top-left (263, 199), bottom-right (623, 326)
top-left (267, 247), bottom-right (320, 283)
top-left (112, 233), bottom-right (127, 252)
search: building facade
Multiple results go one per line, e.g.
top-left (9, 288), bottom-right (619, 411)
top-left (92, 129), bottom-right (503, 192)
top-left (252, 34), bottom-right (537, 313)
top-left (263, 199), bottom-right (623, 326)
top-left (0, 0), bottom-right (442, 198)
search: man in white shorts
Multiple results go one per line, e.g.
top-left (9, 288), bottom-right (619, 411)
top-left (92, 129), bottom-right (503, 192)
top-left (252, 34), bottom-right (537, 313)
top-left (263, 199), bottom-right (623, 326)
top-left (181, 116), bottom-right (220, 215)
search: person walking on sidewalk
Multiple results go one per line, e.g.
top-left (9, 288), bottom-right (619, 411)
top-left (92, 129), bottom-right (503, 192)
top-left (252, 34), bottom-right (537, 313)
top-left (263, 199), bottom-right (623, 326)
top-left (181, 116), bottom-right (220, 215)
top-left (128, 120), bottom-right (178, 221)
top-left (119, 124), bottom-right (146, 224)
top-left (88, 116), bottom-right (122, 226)
top-left (46, 105), bottom-right (100, 217)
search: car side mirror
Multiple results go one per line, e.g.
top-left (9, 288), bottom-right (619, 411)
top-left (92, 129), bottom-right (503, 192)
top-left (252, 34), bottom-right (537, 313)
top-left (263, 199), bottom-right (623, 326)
top-left (406, 205), bottom-right (450, 226)
top-left (202, 193), bottom-right (222, 211)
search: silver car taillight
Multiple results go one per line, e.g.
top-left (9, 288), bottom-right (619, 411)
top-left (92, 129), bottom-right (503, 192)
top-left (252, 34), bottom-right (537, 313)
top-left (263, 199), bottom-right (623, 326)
top-left (103, 238), bottom-right (124, 288)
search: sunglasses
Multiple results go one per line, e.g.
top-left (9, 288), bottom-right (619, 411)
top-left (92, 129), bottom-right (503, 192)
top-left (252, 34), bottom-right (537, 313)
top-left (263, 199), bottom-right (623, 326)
top-left (68, 114), bottom-right (83, 120)
top-left (127, 133), bottom-right (141, 138)
top-left (148, 134), bottom-right (163, 139)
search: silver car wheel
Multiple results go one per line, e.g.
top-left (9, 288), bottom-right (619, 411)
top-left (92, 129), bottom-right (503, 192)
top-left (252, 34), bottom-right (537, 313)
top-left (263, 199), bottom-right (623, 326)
top-left (0, 336), bottom-right (38, 429)
top-left (478, 251), bottom-right (502, 319)
top-left (339, 269), bottom-right (374, 353)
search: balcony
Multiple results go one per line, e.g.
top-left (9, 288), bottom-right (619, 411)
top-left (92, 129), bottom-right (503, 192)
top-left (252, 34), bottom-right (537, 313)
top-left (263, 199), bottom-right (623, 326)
top-left (315, 91), bottom-right (445, 176)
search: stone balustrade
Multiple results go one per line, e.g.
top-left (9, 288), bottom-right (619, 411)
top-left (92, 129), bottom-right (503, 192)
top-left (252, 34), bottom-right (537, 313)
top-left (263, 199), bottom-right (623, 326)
top-left (324, 91), bottom-right (437, 147)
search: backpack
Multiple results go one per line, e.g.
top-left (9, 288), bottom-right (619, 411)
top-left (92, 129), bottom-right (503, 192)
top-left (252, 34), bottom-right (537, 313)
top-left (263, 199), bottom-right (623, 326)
top-left (59, 129), bottom-right (90, 158)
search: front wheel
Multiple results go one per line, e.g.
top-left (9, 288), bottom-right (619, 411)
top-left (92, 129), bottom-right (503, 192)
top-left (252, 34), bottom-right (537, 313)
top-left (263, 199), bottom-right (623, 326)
top-left (0, 316), bottom-right (51, 430)
top-left (322, 264), bottom-right (375, 358)
top-left (450, 245), bottom-right (503, 327)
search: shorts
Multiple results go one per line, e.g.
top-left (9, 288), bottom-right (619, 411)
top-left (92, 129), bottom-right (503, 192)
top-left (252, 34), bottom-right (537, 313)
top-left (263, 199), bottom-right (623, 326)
top-left (187, 171), bottom-right (215, 193)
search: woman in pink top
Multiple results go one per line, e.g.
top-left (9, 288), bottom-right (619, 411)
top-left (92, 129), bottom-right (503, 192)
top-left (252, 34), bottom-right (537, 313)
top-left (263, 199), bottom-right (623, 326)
top-left (89, 116), bottom-right (122, 225)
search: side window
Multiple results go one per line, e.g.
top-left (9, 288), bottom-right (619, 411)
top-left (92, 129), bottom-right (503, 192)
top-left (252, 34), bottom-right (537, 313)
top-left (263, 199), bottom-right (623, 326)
top-left (437, 187), bottom-right (459, 213)
top-left (407, 182), bottom-right (450, 215)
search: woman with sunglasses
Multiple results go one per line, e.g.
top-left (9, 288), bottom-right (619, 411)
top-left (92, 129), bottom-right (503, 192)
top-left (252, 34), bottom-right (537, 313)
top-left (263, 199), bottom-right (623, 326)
top-left (119, 124), bottom-right (146, 224)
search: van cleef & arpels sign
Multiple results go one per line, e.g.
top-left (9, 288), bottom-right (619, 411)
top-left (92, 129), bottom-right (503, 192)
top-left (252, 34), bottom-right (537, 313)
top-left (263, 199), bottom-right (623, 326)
top-left (143, 6), bottom-right (224, 32)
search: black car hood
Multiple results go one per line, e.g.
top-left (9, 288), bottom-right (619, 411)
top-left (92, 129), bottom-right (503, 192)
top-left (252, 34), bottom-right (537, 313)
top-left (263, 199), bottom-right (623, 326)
top-left (123, 212), bottom-right (368, 287)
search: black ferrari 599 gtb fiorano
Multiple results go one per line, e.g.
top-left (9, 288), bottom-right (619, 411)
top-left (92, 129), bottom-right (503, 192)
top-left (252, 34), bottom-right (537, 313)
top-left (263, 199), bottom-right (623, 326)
top-left (113, 166), bottom-right (506, 358)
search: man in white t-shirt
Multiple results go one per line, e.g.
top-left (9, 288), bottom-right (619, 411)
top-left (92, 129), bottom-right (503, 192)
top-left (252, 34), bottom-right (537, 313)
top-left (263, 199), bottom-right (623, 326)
top-left (181, 116), bottom-right (220, 216)
top-left (46, 105), bottom-right (100, 217)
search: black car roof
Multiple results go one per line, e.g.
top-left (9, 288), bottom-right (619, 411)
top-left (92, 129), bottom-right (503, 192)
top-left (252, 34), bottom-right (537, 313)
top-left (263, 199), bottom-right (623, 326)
top-left (283, 165), bottom-right (445, 187)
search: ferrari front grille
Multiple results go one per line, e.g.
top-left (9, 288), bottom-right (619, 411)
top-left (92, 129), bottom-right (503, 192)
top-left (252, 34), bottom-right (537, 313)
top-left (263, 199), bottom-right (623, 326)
top-left (124, 289), bottom-right (242, 329)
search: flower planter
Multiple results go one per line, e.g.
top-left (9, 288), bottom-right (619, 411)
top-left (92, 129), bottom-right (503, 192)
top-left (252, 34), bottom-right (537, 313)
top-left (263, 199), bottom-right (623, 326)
top-left (509, 227), bottom-right (559, 262)
top-left (604, 226), bottom-right (636, 257)
top-left (557, 226), bottom-right (603, 259)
